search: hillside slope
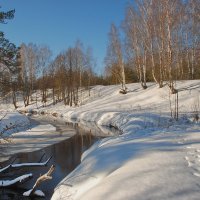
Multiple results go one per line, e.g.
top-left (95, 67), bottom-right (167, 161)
top-left (1, 80), bottom-right (200, 199)
top-left (49, 80), bottom-right (200, 200)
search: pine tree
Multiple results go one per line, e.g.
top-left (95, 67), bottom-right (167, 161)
top-left (0, 6), bottom-right (21, 107)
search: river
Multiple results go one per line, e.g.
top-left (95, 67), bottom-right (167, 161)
top-left (0, 116), bottom-right (119, 200)
top-left (0, 117), bottom-right (118, 200)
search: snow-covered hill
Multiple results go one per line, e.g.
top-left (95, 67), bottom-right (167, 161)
top-left (1, 80), bottom-right (200, 199)
top-left (20, 80), bottom-right (200, 135)
top-left (36, 80), bottom-right (199, 200)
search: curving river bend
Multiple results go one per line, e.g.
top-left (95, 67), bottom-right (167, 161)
top-left (0, 116), bottom-right (107, 200)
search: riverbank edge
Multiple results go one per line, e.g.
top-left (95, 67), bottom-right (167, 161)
top-left (0, 114), bottom-right (76, 164)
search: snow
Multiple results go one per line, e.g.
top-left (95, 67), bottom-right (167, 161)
top-left (0, 173), bottom-right (32, 187)
top-left (0, 112), bottom-right (75, 163)
top-left (49, 80), bottom-right (200, 200)
top-left (23, 189), bottom-right (45, 197)
top-left (11, 157), bottom-right (51, 167)
top-left (0, 110), bottom-right (30, 137)
top-left (51, 127), bottom-right (200, 200)
top-left (1, 80), bottom-right (200, 199)
top-left (0, 157), bottom-right (51, 173)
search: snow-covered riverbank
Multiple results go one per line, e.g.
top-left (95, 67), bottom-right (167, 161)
top-left (49, 81), bottom-right (200, 200)
top-left (0, 114), bottom-right (75, 163)
top-left (52, 125), bottom-right (200, 200)
top-left (1, 80), bottom-right (200, 199)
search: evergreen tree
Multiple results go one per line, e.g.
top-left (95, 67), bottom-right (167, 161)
top-left (0, 7), bottom-right (19, 76)
top-left (0, 6), bottom-right (21, 107)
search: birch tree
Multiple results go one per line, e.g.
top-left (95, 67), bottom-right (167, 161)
top-left (105, 24), bottom-right (127, 94)
top-left (124, 5), bottom-right (148, 89)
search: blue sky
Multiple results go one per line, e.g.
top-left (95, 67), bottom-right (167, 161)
top-left (1, 0), bottom-right (130, 74)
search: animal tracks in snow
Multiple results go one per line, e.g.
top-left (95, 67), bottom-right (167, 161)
top-left (193, 172), bottom-right (200, 177)
top-left (185, 156), bottom-right (194, 167)
top-left (185, 146), bottom-right (200, 178)
top-left (176, 135), bottom-right (200, 178)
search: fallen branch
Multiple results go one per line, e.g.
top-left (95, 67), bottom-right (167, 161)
top-left (38, 153), bottom-right (46, 163)
top-left (0, 123), bottom-right (17, 136)
top-left (0, 156), bottom-right (52, 174)
top-left (0, 111), bottom-right (7, 122)
top-left (0, 173), bottom-right (32, 187)
top-left (23, 165), bottom-right (55, 197)
top-left (0, 121), bottom-right (28, 143)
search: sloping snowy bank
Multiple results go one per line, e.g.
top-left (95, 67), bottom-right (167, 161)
top-left (2, 80), bottom-right (200, 199)
top-left (20, 80), bottom-right (200, 129)
top-left (52, 126), bottom-right (200, 200)
top-left (0, 109), bottom-right (75, 163)
top-left (0, 110), bottom-right (30, 138)
top-left (45, 80), bottom-right (200, 200)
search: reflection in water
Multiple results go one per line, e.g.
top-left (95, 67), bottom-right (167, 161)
top-left (0, 129), bottom-right (97, 200)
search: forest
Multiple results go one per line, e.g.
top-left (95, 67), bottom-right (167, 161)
top-left (0, 0), bottom-right (199, 108)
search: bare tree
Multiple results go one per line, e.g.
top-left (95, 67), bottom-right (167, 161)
top-left (36, 45), bottom-right (52, 106)
top-left (122, 0), bottom-right (200, 91)
top-left (105, 24), bottom-right (127, 93)
top-left (124, 5), bottom-right (147, 89)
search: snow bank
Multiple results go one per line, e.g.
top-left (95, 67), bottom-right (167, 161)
top-left (0, 110), bottom-right (30, 137)
top-left (50, 81), bottom-right (200, 200)
top-left (19, 80), bottom-right (200, 128)
top-left (2, 80), bottom-right (200, 199)
top-left (52, 123), bottom-right (200, 200)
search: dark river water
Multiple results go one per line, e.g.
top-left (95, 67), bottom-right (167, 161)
top-left (0, 118), bottom-right (102, 200)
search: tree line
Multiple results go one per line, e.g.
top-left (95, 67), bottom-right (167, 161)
top-left (19, 41), bottom-right (99, 108)
top-left (0, 6), bottom-right (102, 108)
top-left (105, 0), bottom-right (200, 93)
top-left (0, 0), bottom-right (200, 108)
